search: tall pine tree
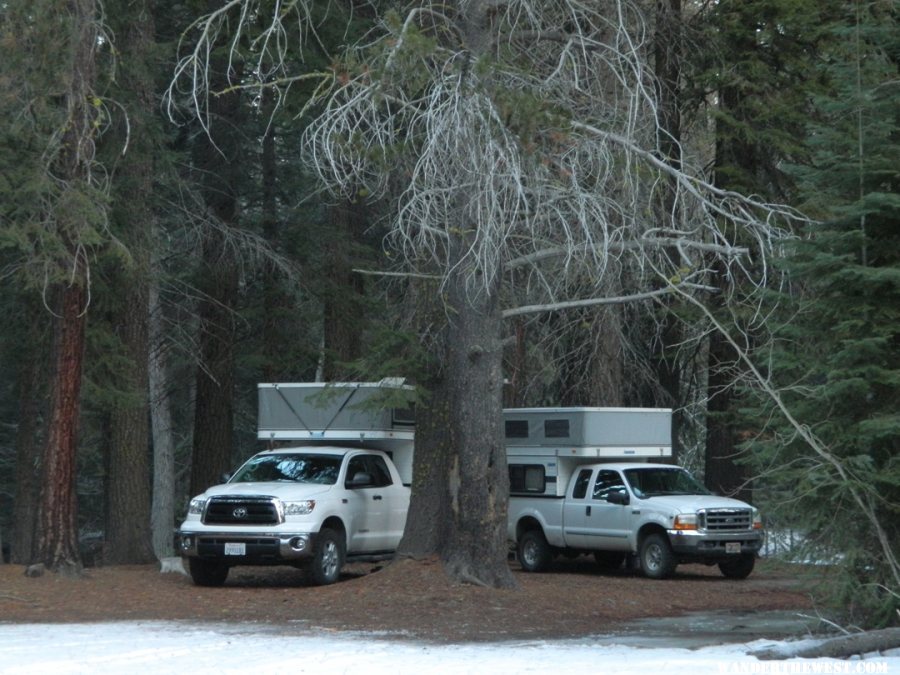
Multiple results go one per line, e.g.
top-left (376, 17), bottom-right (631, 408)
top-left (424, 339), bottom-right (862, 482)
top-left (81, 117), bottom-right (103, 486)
top-left (746, 0), bottom-right (899, 626)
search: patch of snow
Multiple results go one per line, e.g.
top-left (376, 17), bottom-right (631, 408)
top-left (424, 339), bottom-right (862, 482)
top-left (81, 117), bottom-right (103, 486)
top-left (0, 623), bottom-right (897, 675)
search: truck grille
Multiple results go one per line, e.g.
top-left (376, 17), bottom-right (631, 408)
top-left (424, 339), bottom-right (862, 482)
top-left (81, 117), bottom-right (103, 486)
top-left (700, 508), bottom-right (752, 531)
top-left (203, 496), bottom-right (281, 525)
top-left (197, 537), bottom-right (280, 559)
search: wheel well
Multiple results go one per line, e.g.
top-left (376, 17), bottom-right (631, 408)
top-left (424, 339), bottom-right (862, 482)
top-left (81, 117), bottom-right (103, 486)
top-left (516, 516), bottom-right (543, 542)
top-left (321, 517), bottom-right (346, 542)
top-left (637, 523), bottom-right (667, 548)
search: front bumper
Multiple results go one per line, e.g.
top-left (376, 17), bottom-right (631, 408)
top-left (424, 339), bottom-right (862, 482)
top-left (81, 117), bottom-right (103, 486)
top-left (667, 529), bottom-right (764, 559)
top-left (175, 529), bottom-right (318, 563)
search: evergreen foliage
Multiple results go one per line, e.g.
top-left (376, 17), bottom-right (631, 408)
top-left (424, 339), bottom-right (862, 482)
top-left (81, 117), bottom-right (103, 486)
top-left (744, 0), bottom-right (899, 626)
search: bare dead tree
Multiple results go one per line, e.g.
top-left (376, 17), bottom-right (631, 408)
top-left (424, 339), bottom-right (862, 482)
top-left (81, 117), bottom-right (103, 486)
top-left (167, 0), bottom-right (807, 586)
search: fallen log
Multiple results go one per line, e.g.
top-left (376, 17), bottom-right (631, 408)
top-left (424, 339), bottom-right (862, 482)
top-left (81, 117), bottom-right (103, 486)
top-left (751, 627), bottom-right (900, 660)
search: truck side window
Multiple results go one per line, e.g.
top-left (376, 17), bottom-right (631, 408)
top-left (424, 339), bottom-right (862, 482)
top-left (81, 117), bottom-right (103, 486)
top-left (346, 456), bottom-right (369, 487)
top-left (572, 469), bottom-right (592, 499)
top-left (367, 456), bottom-right (393, 488)
top-left (593, 470), bottom-right (625, 501)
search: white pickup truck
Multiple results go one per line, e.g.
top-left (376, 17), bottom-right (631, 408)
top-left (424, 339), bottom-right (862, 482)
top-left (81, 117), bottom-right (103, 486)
top-left (176, 446), bottom-right (410, 586)
top-left (505, 408), bottom-right (764, 579)
top-left (176, 381), bottom-right (416, 586)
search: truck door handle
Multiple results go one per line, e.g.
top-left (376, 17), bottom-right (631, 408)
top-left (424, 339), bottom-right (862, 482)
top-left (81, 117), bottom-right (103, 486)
top-left (585, 505), bottom-right (591, 516)
top-left (373, 495), bottom-right (383, 501)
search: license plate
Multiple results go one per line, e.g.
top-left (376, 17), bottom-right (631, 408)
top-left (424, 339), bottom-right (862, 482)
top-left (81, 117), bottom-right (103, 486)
top-left (725, 542), bottom-right (741, 554)
top-left (224, 542), bottom-right (246, 556)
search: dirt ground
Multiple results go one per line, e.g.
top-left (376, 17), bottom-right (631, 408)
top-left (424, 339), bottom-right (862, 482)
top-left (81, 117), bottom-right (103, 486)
top-left (0, 556), bottom-right (815, 642)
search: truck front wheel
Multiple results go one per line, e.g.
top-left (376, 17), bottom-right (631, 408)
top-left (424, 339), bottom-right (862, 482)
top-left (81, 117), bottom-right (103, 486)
top-left (639, 533), bottom-right (677, 579)
top-left (718, 554), bottom-right (755, 579)
top-left (309, 528), bottom-right (345, 585)
top-left (518, 530), bottom-right (552, 573)
top-left (188, 558), bottom-right (229, 587)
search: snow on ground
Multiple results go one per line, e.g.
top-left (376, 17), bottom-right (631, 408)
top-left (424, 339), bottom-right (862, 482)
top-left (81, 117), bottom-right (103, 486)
top-left (0, 623), bottom-right (897, 675)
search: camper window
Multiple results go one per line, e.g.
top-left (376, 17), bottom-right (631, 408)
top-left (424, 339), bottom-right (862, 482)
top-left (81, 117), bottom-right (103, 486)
top-left (505, 420), bottom-right (529, 438)
top-left (509, 464), bottom-right (546, 493)
top-left (544, 419), bottom-right (570, 438)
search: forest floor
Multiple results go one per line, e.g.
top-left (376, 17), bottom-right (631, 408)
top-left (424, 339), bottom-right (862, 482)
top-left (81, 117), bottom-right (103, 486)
top-left (0, 556), bottom-right (821, 643)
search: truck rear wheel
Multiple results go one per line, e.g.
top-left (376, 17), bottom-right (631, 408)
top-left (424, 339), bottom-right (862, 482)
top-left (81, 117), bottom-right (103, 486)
top-left (518, 529), bottom-right (552, 573)
top-left (639, 533), bottom-right (676, 579)
top-left (718, 554), bottom-right (755, 579)
top-left (188, 558), bottom-right (229, 587)
top-left (309, 528), bottom-right (344, 585)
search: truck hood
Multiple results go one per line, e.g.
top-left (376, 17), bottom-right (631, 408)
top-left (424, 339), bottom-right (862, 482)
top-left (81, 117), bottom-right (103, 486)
top-left (199, 482), bottom-right (334, 501)
top-left (638, 494), bottom-right (754, 514)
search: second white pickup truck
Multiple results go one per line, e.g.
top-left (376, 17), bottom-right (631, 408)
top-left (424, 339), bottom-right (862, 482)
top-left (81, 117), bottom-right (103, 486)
top-left (505, 408), bottom-right (764, 579)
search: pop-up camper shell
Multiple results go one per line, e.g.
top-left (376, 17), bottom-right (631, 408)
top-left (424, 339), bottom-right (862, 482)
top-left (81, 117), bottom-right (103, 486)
top-left (257, 383), bottom-right (672, 497)
top-left (504, 407), bottom-right (672, 497)
top-left (257, 381), bottom-right (416, 485)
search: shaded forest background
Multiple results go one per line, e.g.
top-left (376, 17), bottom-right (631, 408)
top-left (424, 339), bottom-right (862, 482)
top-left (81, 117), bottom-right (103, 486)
top-left (0, 0), bottom-right (896, 626)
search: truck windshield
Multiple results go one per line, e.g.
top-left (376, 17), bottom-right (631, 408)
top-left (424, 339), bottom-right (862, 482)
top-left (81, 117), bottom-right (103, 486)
top-left (229, 453), bottom-right (342, 485)
top-left (624, 467), bottom-right (710, 498)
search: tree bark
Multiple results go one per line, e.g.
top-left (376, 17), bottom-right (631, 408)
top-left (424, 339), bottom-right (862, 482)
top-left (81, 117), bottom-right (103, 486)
top-left (35, 280), bottom-right (87, 573)
top-left (397, 373), bottom-right (452, 559)
top-left (188, 53), bottom-right (242, 497)
top-left (704, 328), bottom-right (751, 500)
top-left (12, 306), bottom-right (45, 563)
top-left (439, 234), bottom-right (515, 588)
top-left (105, 283), bottom-right (155, 564)
top-left (652, 0), bottom-right (685, 462)
top-left (103, 0), bottom-right (157, 565)
top-left (34, 0), bottom-right (102, 573)
top-left (705, 71), bottom-right (755, 499)
top-left (149, 269), bottom-right (177, 559)
top-left (189, 235), bottom-right (239, 497)
top-left (321, 199), bottom-right (367, 380)
top-left (752, 627), bottom-right (900, 660)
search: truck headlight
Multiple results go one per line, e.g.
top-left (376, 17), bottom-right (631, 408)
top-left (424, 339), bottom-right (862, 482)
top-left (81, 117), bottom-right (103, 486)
top-left (673, 514), bottom-right (698, 530)
top-left (283, 500), bottom-right (315, 516)
top-left (188, 498), bottom-right (206, 515)
top-left (752, 508), bottom-right (763, 530)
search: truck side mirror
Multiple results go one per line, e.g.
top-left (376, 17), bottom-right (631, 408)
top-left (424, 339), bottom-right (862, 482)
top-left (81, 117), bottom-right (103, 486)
top-left (607, 489), bottom-right (630, 506)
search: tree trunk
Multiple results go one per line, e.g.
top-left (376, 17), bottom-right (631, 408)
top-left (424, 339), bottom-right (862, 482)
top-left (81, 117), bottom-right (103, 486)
top-left (12, 307), bottom-right (45, 563)
top-left (705, 75), bottom-right (755, 499)
top-left (321, 199), bottom-right (367, 380)
top-left (439, 234), bottom-right (515, 588)
top-left (399, 243), bottom-right (515, 588)
top-left (259, 86), bottom-right (288, 382)
top-left (188, 53), bottom-right (242, 497)
top-left (189, 236), bottom-right (239, 496)
top-left (704, 328), bottom-right (751, 500)
top-left (652, 0), bottom-right (685, 462)
top-left (105, 284), bottom-right (155, 564)
top-left (34, 0), bottom-right (102, 573)
top-left (752, 627), bottom-right (900, 660)
top-left (103, 0), bottom-right (157, 564)
top-left (35, 280), bottom-right (87, 573)
top-left (149, 269), bottom-right (177, 559)
top-left (397, 373), bottom-right (452, 559)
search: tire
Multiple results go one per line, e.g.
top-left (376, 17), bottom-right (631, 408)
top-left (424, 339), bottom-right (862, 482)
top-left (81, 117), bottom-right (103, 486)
top-left (517, 529), bottom-right (552, 573)
top-left (594, 551), bottom-right (626, 570)
top-left (639, 533), bottom-right (677, 579)
top-left (309, 528), bottom-right (345, 586)
top-left (188, 558), bottom-right (229, 587)
top-left (718, 554), bottom-right (755, 580)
